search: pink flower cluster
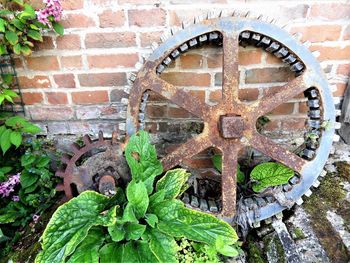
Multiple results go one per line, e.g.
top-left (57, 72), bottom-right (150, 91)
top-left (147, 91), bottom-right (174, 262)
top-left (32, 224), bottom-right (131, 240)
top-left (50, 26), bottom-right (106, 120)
top-left (0, 173), bottom-right (20, 198)
top-left (36, 0), bottom-right (62, 25)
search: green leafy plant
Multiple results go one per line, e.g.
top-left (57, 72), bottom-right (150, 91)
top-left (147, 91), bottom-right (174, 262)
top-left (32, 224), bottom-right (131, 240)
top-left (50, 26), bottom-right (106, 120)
top-left (0, 0), bottom-right (64, 56)
top-left (36, 131), bottom-right (240, 263)
top-left (212, 156), bottom-right (294, 193)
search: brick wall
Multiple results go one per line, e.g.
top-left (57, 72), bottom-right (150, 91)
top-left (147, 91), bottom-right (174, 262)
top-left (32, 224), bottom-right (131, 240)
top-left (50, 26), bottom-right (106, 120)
top-left (16, 0), bottom-right (350, 139)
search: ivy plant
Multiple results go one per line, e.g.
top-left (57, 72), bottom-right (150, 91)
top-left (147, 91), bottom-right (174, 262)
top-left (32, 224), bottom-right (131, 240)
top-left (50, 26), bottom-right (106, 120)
top-left (212, 155), bottom-right (294, 192)
top-left (36, 131), bottom-right (240, 263)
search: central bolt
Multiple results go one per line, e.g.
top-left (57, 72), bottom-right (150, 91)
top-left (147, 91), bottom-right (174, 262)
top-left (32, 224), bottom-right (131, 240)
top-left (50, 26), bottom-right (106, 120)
top-left (218, 115), bottom-right (244, 139)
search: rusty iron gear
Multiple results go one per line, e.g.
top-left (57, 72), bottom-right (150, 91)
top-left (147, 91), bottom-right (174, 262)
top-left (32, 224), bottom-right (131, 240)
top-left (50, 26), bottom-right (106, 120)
top-left (126, 14), bottom-right (340, 227)
top-left (56, 131), bottom-right (130, 199)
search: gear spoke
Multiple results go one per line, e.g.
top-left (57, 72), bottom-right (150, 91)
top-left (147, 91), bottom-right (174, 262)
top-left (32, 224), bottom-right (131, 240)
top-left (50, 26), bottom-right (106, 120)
top-left (251, 133), bottom-right (308, 173)
top-left (220, 144), bottom-right (240, 217)
top-left (254, 73), bottom-right (309, 116)
top-left (222, 33), bottom-right (239, 106)
top-left (162, 134), bottom-right (212, 171)
top-left (146, 73), bottom-right (210, 118)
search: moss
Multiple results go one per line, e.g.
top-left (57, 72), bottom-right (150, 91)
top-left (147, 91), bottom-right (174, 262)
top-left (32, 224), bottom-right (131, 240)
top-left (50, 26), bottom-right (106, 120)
top-left (263, 234), bottom-right (285, 263)
top-left (336, 161), bottom-right (350, 181)
top-left (245, 235), bottom-right (266, 263)
top-left (293, 228), bottom-right (306, 240)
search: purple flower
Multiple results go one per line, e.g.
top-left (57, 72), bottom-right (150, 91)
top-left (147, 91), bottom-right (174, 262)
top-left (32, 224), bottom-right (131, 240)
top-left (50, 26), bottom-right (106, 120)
top-left (12, 195), bottom-right (19, 202)
top-left (0, 173), bottom-right (21, 198)
top-left (36, 0), bottom-right (63, 26)
top-left (32, 214), bottom-right (40, 224)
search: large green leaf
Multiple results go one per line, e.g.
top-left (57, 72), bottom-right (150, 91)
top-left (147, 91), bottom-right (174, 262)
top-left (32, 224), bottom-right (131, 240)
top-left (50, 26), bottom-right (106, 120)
top-left (155, 200), bottom-right (238, 246)
top-left (0, 211), bottom-right (18, 223)
top-left (250, 162), bottom-right (294, 192)
top-left (20, 171), bottom-right (39, 188)
top-left (149, 228), bottom-right (178, 263)
top-left (212, 155), bottom-right (245, 183)
top-left (27, 29), bottom-right (43, 42)
top-left (0, 18), bottom-right (6, 32)
top-left (5, 116), bottom-right (27, 128)
top-left (35, 191), bottom-right (117, 263)
top-left (22, 123), bottom-right (41, 134)
top-left (10, 131), bottom-right (22, 148)
top-left (52, 22), bottom-right (64, 36)
top-left (126, 180), bottom-right (149, 219)
top-left (66, 228), bottom-right (104, 263)
top-left (108, 223), bottom-right (125, 242)
top-left (125, 131), bottom-right (162, 193)
top-left (5, 31), bottom-right (18, 45)
top-left (100, 241), bottom-right (156, 263)
top-left (156, 168), bottom-right (190, 200)
top-left (125, 223), bottom-right (146, 240)
top-left (1, 128), bottom-right (11, 154)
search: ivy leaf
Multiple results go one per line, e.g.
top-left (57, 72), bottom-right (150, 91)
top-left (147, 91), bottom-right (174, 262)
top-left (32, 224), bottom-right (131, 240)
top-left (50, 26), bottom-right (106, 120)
top-left (20, 171), bottom-right (38, 188)
top-left (126, 180), bottom-right (149, 219)
top-left (156, 168), bottom-right (190, 200)
top-left (21, 154), bottom-right (36, 167)
top-left (13, 43), bottom-right (21, 55)
top-left (250, 162), bottom-right (294, 192)
top-left (35, 191), bottom-right (117, 263)
top-left (0, 128), bottom-right (11, 154)
top-left (125, 131), bottom-right (163, 193)
top-left (27, 29), bottom-right (43, 42)
top-left (212, 155), bottom-right (245, 183)
top-left (22, 123), bottom-right (41, 134)
top-left (0, 18), bottom-right (6, 32)
top-left (5, 31), bottom-right (18, 45)
top-left (0, 166), bottom-right (12, 174)
top-left (125, 223), bottom-right (146, 241)
top-left (12, 18), bottom-right (24, 31)
top-left (10, 131), bottom-right (22, 148)
top-left (0, 44), bottom-right (6, 55)
top-left (149, 228), bottom-right (178, 263)
top-left (52, 22), bottom-right (64, 36)
top-left (66, 228), bottom-right (105, 263)
top-left (107, 223), bottom-right (125, 242)
top-left (0, 212), bottom-right (18, 223)
top-left (21, 45), bottom-right (32, 56)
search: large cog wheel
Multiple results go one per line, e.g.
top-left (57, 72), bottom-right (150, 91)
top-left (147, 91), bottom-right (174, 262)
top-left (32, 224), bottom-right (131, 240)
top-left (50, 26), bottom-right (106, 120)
top-left (126, 15), bottom-right (339, 226)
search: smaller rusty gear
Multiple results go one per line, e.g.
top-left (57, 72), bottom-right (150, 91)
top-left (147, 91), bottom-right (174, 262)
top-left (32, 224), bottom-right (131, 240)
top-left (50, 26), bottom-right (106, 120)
top-left (56, 131), bottom-right (130, 199)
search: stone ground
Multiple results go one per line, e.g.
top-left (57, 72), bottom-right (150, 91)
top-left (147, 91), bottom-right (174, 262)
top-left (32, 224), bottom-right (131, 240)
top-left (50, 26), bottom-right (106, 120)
top-left (241, 140), bottom-right (350, 263)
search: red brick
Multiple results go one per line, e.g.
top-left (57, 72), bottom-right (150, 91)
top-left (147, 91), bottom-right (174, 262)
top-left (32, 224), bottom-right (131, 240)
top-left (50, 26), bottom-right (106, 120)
top-left (54, 74), bottom-right (76, 88)
top-left (238, 88), bottom-right (259, 101)
top-left (61, 56), bottom-right (83, 69)
top-left (140, 31), bottom-right (162, 47)
top-left (189, 90), bottom-right (205, 102)
top-left (270, 103), bottom-right (295, 115)
top-left (72, 90), bottom-right (109, 104)
top-left (207, 53), bottom-right (223, 68)
top-left (61, 14), bottom-right (95, 28)
top-left (85, 32), bottom-right (136, 48)
top-left (110, 89), bottom-right (128, 102)
top-left (87, 54), bottom-right (138, 68)
top-left (56, 34), bottom-right (81, 50)
top-left (99, 10), bottom-right (125, 28)
top-left (33, 36), bottom-right (54, 51)
top-left (333, 83), bottom-right (347, 97)
top-left (290, 25), bottom-right (342, 42)
top-left (13, 58), bottom-right (23, 69)
top-left (28, 107), bottom-right (74, 121)
top-left (337, 64), bottom-right (350, 76)
top-left (309, 4), bottom-right (350, 20)
top-left (209, 90), bottom-right (221, 103)
top-left (180, 54), bottom-right (204, 69)
top-left (310, 45), bottom-right (350, 61)
top-left (266, 54), bottom-right (284, 65)
top-left (263, 119), bottom-right (280, 132)
top-left (46, 92), bottom-right (68, 105)
top-left (128, 9), bottom-right (166, 27)
top-left (161, 73), bottom-right (210, 86)
top-left (281, 118), bottom-right (306, 130)
top-left (245, 67), bottom-right (294, 84)
top-left (298, 102), bottom-right (308, 114)
top-left (78, 73), bottom-right (127, 87)
top-left (119, 0), bottom-right (160, 3)
top-left (168, 106), bottom-right (190, 118)
top-left (22, 92), bottom-right (43, 105)
top-left (344, 25), bottom-right (350, 40)
top-left (27, 0), bottom-right (44, 9)
top-left (18, 75), bottom-right (51, 89)
top-left (61, 0), bottom-right (84, 10)
top-left (26, 56), bottom-right (59, 71)
top-left (146, 105), bottom-right (167, 118)
top-left (239, 50), bottom-right (262, 65)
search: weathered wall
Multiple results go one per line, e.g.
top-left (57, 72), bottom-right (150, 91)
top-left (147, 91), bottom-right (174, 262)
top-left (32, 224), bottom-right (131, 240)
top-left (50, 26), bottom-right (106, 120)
top-left (16, 0), bottom-right (350, 137)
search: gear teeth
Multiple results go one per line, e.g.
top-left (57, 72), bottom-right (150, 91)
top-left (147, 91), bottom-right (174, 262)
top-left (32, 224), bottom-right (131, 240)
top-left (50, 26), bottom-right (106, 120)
top-left (292, 32), bottom-right (302, 41)
top-left (244, 11), bottom-right (250, 18)
top-left (312, 50), bottom-right (321, 58)
top-left (296, 197), bottom-right (303, 205)
top-left (312, 180), bottom-right (320, 188)
top-left (275, 212), bottom-right (283, 220)
top-left (70, 143), bottom-right (81, 154)
top-left (253, 221), bottom-right (261, 228)
top-left (264, 218), bottom-right (272, 225)
top-left (330, 146), bottom-right (336, 154)
top-left (320, 169), bottom-right (327, 177)
top-left (257, 14), bottom-right (263, 20)
top-left (61, 154), bottom-right (71, 164)
top-left (218, 10), bottom-right (223, 18)
top-left (151, 42), bottom-right (159, 51)
top-left (56, 183), bottom-right (65, 191)
top-left (335, 109), bottom-right (341, 116)
top-left (303, 40), bottom-right (311, 48)
top-left (333, 134), bottom-right (340, 142)
top-left (83, 134), bottom-right (92, 145)
top-left (304, 189), bottom-right (313, 197)
top-left (334, 122), bottom-right (341, 129)
top-left (129, 73), bottom-right (137, 83)
top-left (160, 31), bottom-right (170, 43)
